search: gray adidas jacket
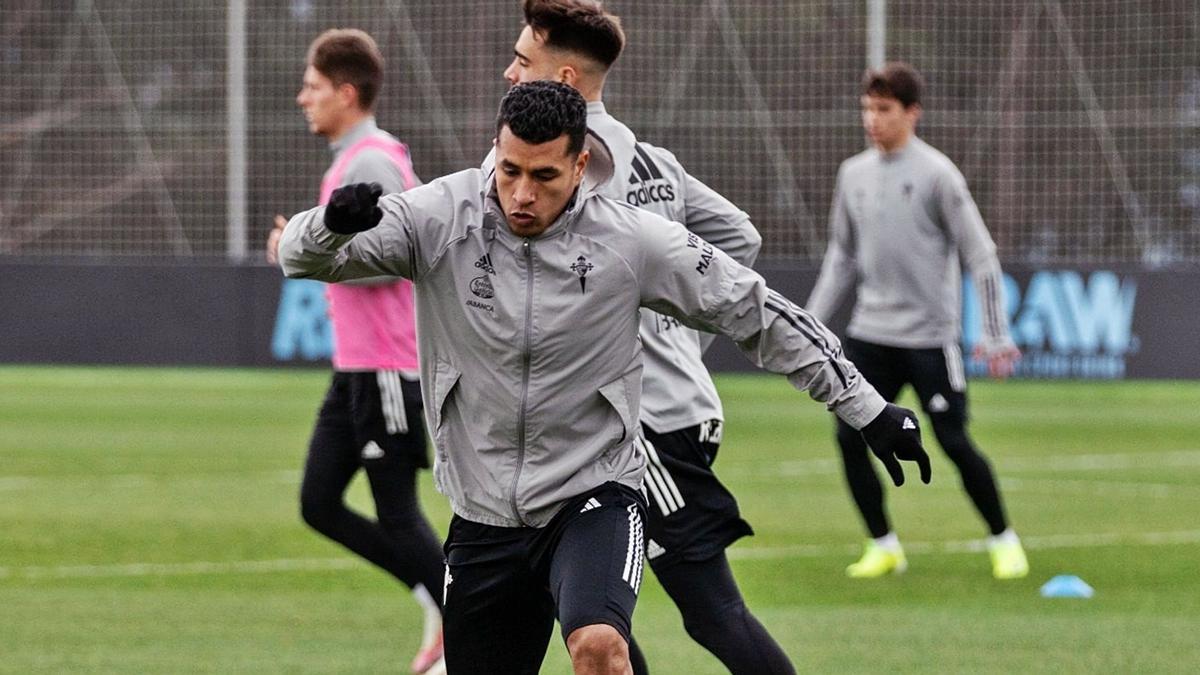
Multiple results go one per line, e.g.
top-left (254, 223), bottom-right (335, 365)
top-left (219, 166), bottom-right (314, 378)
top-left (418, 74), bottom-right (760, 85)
top-left (279, 141), bottom-right (886, 528)
top-left (485, 102), bottom-right (761, 433)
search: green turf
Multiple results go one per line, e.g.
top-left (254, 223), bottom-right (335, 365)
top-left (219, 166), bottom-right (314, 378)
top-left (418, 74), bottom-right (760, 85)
top-left (1, 366), bottom-right (1198, 673)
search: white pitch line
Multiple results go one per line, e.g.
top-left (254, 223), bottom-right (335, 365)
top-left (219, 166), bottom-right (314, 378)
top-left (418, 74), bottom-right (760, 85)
top-left (1002, 449), bottom-right (1200, 472)
top-left (718, 449), bottom-right (1200, 481)
top-left (1000, 476), bottom-right (1200, 499)
top-left (727, 529), bottom-right (1200, 561)
top-left (4, 530), bottom-right (1199, 580)
top-left (0, 470), bottom-right (300, 491)
top-left (4, 451), bottom-right (1199, 492)
top-left (0, 557), bottom-right (361, 580)
top-left (0, 477), bottom-right (37, 492)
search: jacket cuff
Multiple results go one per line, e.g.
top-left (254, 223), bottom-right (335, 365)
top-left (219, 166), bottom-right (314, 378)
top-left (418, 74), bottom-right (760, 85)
top-left (308, 207), bottom-right (358, 251)
top-left (832, 387), bottom-right (887, 430)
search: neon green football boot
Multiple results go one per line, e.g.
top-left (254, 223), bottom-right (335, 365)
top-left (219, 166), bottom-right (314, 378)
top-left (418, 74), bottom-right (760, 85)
top-left (846, 540), bottom-right (907, 578)
top-left (988, 539), bottom-right (1029, 579)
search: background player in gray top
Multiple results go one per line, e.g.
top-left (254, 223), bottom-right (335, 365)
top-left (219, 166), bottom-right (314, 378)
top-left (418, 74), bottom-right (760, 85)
top-left (807, 62), bottom-right (1028, 580)
top-left (500, 2), bottom-right (790, 672)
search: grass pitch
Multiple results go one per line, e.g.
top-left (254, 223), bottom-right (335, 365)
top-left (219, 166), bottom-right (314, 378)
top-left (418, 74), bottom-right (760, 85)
top-left (1, 366), bottom-right (1198, 673)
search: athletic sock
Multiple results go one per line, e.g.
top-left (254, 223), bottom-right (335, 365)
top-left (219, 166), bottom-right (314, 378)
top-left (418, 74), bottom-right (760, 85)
top-left (412, 583), bottom-right (442, 649)
top-left (873, 532), bottom-right (902, 551)
top-left (988, 528), bottom-right (1020, 547)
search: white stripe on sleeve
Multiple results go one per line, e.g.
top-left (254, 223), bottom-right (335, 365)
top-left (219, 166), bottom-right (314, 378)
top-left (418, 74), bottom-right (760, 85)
top-left (944, 343), bottom-right (967, 392)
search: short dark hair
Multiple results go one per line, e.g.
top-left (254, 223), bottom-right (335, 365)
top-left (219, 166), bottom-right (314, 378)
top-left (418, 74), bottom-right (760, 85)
top-left (496, 81), bottom-right (588, 155)
top-left (522, 0), bottom-right (625, 70)
top-left (862, 61), bottom-right (924, 108)
top-left (306, 28), bottom-right (384, 110)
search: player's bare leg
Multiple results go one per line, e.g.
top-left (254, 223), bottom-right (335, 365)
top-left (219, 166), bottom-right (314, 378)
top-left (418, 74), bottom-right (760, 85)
top-left (567, 624), bottom-right (632, 675)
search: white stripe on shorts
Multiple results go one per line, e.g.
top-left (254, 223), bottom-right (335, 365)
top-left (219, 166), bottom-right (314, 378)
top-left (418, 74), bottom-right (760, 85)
top-left (621, 504), bottom-right (644, 593)
top-left (645, 440), bottom-right (685, 509)
top-left (943, 343), bottom-right (966, 393)
top-left (376, 370), bottom-right (409, 435)
top-left (636, 437), bottom-right (680, 517)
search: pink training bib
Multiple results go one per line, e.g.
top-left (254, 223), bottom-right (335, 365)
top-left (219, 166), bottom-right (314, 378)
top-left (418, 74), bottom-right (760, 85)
top-left (319, 135), bottom-right (420, 371)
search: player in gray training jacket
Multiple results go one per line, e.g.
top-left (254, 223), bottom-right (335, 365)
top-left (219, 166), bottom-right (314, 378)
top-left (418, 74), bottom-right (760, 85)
top-left (280, 82), bottom-right (929, 675)
top-left (496, 2), bottom-right (790, 673)
top-left (807, 61), bottom-right (1029, 581)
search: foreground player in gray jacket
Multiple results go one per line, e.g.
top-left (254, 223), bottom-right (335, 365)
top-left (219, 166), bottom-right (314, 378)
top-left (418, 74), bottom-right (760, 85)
top-left (496, 2), bottom-right (788, 672)
top-left (280, 81), bottom-right (929, 675)
top-left (807, 62), bottom-right (1028, 580)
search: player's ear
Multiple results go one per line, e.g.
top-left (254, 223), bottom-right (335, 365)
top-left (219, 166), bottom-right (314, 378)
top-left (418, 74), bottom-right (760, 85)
top-left (908, 103), bottom-right (923, 125)
top-left (556, 64), bottom-right (578, 88)
top-left (574, 148), bottom-right (590, 181)
top-left (336, 82), bottom-right (360, 109)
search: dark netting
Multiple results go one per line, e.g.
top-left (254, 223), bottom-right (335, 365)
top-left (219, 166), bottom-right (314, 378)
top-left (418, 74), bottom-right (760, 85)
top-left (1, 1), bottom-right (1196, 263)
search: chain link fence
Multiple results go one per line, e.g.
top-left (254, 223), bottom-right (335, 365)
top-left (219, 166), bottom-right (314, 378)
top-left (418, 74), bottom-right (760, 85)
top-left (1, 1), bottom-right (1197, 263)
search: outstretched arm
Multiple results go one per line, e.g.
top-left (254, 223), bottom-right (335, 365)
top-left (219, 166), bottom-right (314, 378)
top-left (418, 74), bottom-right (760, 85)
top-left (279, 182), bottom-right (438, 283)
top-left (279, 183), bottom-right (410, 281)
top-left (636, 215), bottom-right (930, 485)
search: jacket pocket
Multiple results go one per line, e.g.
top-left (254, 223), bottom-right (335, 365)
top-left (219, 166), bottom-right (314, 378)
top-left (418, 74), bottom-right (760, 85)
top-left (598, 374), bottom-right (636, 449)
top-left (432, 361), bottom-right (463, 457)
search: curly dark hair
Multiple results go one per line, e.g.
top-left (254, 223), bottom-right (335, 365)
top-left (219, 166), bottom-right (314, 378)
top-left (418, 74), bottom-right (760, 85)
top-left (522, 0), bottom-right (625, 69)
top-left (862, 61), bottom-right (924, 108)
top-left (496, 81), bottom-right (588, 155)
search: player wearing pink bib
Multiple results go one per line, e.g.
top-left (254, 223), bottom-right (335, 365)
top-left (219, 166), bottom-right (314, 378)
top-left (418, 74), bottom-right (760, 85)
top-left (267, 29), bottom-right (444, 675)
top-left (320, 135), bottom-right (421, 372)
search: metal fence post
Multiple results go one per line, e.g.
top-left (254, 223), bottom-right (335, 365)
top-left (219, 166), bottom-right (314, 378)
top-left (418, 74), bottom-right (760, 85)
top-left (867, 0), bottom-right (886, 68)
top-left (226, 0), bottom-right (248, 262)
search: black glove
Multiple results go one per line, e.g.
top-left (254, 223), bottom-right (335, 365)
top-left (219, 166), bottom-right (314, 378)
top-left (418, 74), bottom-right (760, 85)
top-left (324, 182), bottom-right (384, 234)
top-left (860, 403), bottom-right (932, 487)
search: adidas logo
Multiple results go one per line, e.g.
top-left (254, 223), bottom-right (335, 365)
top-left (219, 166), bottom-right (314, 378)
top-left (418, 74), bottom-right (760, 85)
top-left (646, 539), bottom-right (666, 560)
top-left (902, 417), bottom-right (917, 431)
top-left (474, 253), bottom-right (495, 275)
top-left (625, 144), bottom-right (676, 206)
top-left (580, 497), bottom-right (602, 513)
top-left (361, 440), bottom-right (385, 460)
top-left (927, 393), bottom-right (950, 413)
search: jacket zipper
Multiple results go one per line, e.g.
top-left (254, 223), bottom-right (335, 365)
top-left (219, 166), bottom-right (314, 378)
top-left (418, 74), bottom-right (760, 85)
top-left (510, 238), bottom-right (534, 525)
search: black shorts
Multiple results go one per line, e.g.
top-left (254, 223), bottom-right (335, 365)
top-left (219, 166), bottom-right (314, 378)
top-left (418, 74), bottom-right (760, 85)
top-left (639, 421), bottom-right (753, 571)
top-left (843, 337), bottom-right (970, 422)
top-left (315, 370), bottom-right (429, 468)
top-left (442, 482), bottom-right (646, 675)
